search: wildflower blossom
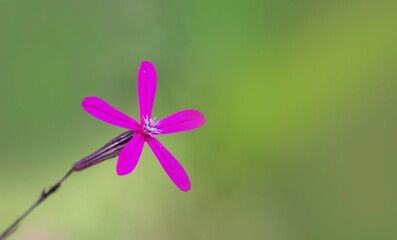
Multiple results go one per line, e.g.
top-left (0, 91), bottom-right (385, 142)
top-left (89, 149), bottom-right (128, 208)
top-left (82, 61), bottom-right (205, 191)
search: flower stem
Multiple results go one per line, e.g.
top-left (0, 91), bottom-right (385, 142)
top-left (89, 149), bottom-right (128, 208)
top-left (0, 169), bottom-right (73, 240)
top-left (0, 131), bottom-right (135, 240)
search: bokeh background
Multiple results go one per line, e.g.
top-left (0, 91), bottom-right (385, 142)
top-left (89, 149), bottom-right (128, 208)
top-left (1, 0), bottom-right (397, 239)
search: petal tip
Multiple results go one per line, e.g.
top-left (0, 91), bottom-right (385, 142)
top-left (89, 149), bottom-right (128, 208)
top-left (197, 111), bottom-right (206, 126)
top-left (139, 61), bottom-right (155, 72)
top-left (116, 163), bottom-right (133, 176)
top-left (116, 170), bottom-right (129, 176)
top-left (180, 184), bottom-right (191, 192)
top-left (81, 96), bottom-right (104, 110)
top-left (116, 155), bottom-right (133, 176)
top-left (81, 96), bottom-right (94, 106)
top-left (116, 165), bottom-right (135, 176)
top-left (178, 174), bottom-right (191, 192)
top-left (140, 61), bottom-right (154, 67)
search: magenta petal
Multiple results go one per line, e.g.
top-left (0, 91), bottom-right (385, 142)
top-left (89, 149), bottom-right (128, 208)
top-left (146, 136), bottom-right (191, 192)
top-left (82, 96), bottom-right (141, 131)
top-left (117, 133), bottom-right (145, 175)
top-left (156, 109), bottom-right (206, 135)
top-left (138, 61), bottom-right (157, 123)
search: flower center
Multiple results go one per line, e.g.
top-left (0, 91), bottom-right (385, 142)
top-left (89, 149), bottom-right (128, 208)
top-left (142, 116), bottom-right (162, 137)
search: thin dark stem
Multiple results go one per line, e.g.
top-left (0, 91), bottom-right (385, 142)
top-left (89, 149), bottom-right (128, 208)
top-left (0, 169), bottom-right (74, 240)
top-left (0, 131), bottom-right (135, 240)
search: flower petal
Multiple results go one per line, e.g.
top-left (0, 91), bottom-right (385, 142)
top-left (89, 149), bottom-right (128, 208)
top-left (138, 61), bottom-right (157, 123)
top-left (117, 133), bottom-right (145, 175)
top-left (156, 109), bottom-right (206, 135)
top-left (82, 96), bottom-right (141, 131)
top-left (146, 136), bottom-right (191, 192)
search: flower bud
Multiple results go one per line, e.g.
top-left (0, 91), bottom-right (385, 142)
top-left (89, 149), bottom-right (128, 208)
top-left (73, 131), bottom-right (135, 171)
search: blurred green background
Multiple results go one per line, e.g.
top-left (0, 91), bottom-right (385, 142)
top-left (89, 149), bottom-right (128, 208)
top-left (1, 0), bottom-right (396, 239)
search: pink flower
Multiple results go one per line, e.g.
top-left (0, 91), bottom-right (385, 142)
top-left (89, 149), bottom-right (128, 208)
top-left (82, 61), bottom-right (205, 191)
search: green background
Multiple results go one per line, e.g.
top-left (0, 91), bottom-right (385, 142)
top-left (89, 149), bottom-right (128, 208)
top-left (1, 0), bottom-right (397, 239)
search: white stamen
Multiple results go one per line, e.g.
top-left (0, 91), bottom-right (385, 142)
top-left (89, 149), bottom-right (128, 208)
top-left (142, 116), bottom-right (162, 136)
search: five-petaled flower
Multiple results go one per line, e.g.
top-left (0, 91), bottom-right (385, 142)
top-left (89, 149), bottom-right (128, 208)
top-left (82, 61), bottom-right (205, 192)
